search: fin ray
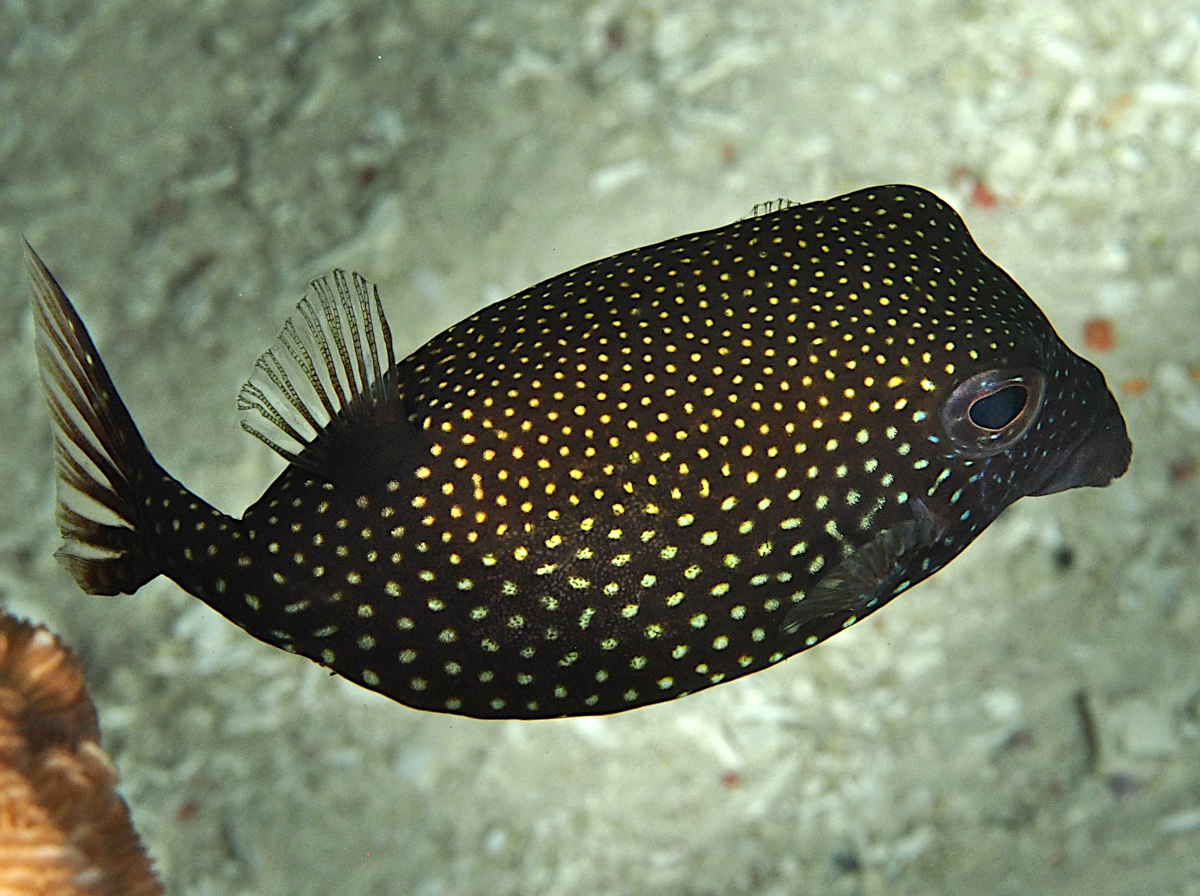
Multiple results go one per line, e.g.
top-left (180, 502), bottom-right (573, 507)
top-left (237, 270), bottom-right (395, 475)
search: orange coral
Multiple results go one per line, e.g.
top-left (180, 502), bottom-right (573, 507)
top-left (0, 614), bottom-right (162, 896)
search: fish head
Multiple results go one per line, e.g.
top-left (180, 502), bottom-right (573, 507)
top-left (925, 254), bottom-right (1131, 524)
top-left (809, 186), bottom-right (1131, 542)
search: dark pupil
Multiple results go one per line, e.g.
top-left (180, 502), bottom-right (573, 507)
top-left (968, 385), bottom-right (1027, 430)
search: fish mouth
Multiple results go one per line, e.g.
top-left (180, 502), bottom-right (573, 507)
top-left (1028, 406), bottom-right (1132, 497)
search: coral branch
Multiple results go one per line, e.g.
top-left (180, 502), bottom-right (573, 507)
top-left (0, 614), bottom-right (162, 896)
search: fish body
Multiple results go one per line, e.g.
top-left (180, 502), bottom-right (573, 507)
top-left (28, 185), bottom-right (1130, 718)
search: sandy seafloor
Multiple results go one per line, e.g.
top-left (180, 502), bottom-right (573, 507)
top-left (2, 0), bottom-right (1200, 894)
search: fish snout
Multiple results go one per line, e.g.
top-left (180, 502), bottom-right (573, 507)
top-left (1029, 401), bottom-right (1132, 496)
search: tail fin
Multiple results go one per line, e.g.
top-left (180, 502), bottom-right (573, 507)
top-left (26, 241), bottom-right (161, 596)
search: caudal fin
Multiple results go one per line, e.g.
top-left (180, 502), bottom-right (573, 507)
top-left (26, 242), bottom-right (161, 595)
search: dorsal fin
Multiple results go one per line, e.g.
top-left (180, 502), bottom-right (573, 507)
top-left (237, 270), bottom-right (396, 475)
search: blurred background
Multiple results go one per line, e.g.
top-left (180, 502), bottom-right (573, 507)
top-left (1, 1), bottom-right (1197, 893)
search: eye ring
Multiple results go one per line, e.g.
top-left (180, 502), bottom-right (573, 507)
top-left (940, 368), bottom-right (1046, 458)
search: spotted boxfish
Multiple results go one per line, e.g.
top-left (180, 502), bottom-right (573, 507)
top-left (28, 185), bottom-right (1131, 718)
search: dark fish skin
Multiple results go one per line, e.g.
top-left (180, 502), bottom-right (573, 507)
top-left (27, 185), bottom-right (1131, 719)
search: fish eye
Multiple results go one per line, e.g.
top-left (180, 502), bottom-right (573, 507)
top-left (967, 385), bottom-right (1028, 430)
top-left (940, 368), bottom-right (1046, 458)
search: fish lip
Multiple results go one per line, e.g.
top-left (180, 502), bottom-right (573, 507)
top-left (1027, 410), bottom-right (1132, 497)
